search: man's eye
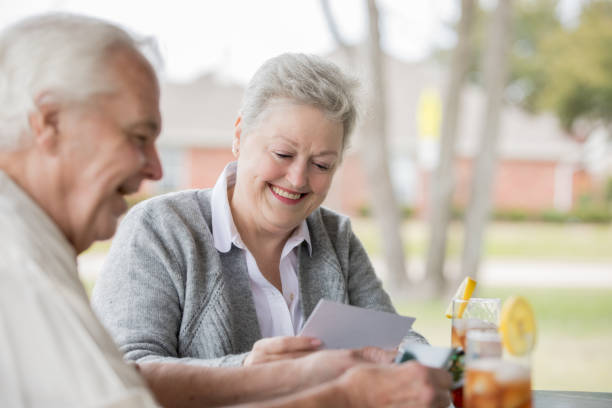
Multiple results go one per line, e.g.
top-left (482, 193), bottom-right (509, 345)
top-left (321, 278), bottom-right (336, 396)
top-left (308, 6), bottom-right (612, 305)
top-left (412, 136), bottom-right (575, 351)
top-left (133, 134), bottom-right (148, 144)
top-left (275, 152), bottom-right (292, 159)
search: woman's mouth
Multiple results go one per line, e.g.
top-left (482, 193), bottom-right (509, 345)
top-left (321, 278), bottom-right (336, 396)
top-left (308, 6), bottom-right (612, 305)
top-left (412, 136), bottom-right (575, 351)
top-left (269, 184), bottom-right (306, 204)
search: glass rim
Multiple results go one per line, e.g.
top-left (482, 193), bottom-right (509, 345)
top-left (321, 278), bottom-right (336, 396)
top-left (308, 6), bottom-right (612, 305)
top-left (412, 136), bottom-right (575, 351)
top-left (452, 297), bottom-right (501, 304)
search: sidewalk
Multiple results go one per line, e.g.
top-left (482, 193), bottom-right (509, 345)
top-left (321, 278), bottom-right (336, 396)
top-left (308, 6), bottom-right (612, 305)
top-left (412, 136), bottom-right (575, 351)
top-left (79, 252), bottom-right (612, 288)
top-left (370, 258), bottom-right (612, 288)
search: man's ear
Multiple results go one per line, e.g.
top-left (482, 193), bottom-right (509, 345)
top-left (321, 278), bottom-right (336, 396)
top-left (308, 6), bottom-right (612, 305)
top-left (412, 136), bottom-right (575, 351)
top-left (232, 116), bottom-right (243, 158)
top-left (28, 96), bottom-right (61, 153)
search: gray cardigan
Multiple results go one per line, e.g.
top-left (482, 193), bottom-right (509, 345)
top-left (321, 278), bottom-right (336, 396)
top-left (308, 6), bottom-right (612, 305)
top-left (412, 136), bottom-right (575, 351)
top-left (92, 189), bottom-right (421, 367)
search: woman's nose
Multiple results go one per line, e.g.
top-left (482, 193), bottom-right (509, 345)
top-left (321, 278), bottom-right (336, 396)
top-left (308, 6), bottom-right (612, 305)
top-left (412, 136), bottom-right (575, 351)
top-left (287, 161), bottom-right (307, 189)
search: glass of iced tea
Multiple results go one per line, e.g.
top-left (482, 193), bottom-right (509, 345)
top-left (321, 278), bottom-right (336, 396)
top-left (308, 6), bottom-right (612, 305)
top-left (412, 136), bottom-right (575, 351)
top-left (450, 298), bottom-right (501, 408)
top-left (464, 330), bottom-right (532, 408)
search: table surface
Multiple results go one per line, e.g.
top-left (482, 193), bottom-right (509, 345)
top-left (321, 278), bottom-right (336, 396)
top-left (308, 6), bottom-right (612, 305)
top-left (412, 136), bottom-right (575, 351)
top-left (533, 390), bottom-right (612, 408)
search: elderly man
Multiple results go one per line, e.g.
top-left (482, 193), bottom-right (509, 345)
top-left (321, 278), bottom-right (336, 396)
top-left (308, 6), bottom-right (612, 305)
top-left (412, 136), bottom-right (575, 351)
top-left (0, 13), bottom-right (451, 408)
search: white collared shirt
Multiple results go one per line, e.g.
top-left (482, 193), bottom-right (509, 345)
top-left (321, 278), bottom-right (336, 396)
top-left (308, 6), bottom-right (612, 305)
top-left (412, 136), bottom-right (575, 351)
top-left (211, 162), bottom-right (311, 337)
top-left (0, 170), bottom-right (158, 407)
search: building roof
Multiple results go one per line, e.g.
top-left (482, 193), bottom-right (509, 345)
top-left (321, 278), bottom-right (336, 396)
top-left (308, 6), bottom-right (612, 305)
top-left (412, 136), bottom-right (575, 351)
top-left (158, 52), bottom-right (585, 164)
top-left (159, 73), bottom-right (243, 148)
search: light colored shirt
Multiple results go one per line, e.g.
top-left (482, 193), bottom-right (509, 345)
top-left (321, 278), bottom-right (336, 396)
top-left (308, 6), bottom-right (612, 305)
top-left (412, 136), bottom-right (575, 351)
top-left (0, 170), bottom-right (158, 408)
top-left (211, 162), bottom-right (312, 337)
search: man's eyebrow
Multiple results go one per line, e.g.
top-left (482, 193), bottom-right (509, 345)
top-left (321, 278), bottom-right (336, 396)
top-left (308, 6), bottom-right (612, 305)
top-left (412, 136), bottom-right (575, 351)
top-left (127, 120), bottom-right (160, 134)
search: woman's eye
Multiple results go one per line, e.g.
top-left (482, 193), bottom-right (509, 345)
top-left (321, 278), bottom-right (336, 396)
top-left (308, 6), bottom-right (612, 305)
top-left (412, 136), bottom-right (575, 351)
top-left (314, 162), bottom-right (330, 171)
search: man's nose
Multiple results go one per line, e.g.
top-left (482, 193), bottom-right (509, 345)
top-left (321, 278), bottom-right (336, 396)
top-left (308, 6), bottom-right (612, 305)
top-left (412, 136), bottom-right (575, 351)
top-left (144, 145), bottom-right (163, 181)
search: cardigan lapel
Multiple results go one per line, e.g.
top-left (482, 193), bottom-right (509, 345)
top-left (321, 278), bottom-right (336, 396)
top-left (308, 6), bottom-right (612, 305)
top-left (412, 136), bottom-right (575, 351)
top-left (219, 246), bottom-right (262, 350)
top-left (297, 236), bottom-right (347, 320)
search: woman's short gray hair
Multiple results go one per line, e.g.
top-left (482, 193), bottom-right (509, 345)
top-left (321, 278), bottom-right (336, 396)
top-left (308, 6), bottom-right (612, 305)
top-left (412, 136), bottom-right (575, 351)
top-left (0, 13), bottom-right (155, 151)
top-left (240, 53), bottom-right (359, 151)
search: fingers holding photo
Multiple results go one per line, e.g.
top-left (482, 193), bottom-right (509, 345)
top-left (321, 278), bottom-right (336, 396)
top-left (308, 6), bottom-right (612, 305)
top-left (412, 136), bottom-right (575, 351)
top-left (244, 336), bottom-right (322, 366)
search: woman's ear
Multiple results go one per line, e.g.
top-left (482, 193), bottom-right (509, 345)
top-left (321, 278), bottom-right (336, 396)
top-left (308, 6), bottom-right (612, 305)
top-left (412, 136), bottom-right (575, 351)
top-left (28, 96), bottom-right (61, 153)
top-left (232, 116), bottom-right (242, 158)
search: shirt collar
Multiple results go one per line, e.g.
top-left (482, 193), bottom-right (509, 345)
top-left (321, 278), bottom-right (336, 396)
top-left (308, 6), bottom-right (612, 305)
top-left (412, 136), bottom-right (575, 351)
top-left (211, 162), bottom-right (240, 253)
top-left (283, 218), bottom-right (312, 257)
top-left (210, 161), bottom-right (312, 256)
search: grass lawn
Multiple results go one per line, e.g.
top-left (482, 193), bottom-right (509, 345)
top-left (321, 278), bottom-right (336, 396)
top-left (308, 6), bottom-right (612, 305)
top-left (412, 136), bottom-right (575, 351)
top-left (352, 219), bottom-right (612, 261)
top-left (394, 287), bottom-right (612, 392)
top-left (86, 240), bottom-right (112, 254)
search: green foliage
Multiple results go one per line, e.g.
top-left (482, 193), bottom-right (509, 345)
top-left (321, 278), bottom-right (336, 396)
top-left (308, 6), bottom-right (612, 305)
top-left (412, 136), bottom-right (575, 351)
top-left (508, 0), bottom-right (562, 111)
top-left (401, 206), bottom-right (415, 219)
top-left (357, 204), bottom-right (372, 218)
top-left (493, 205), bottom-right (612, 224)
top-left (395, 287), bottom-right (612, 336)
top-left (535, 1), bottom-right (612, 129)
top-left (451, 206), bottom-right (465, 221)
top-left (538, 209), bottom-right (570, 223)
top-left (351, 218), bottom-right (612, 261)
top-left (605, 177), bottom-right (612, 204)
top-left (571, 205), bottom-right (612, 223)
top-left (477, 287), bottom-right (612, 335)
top-left (435, 0), bottom-right (612, 130)
top-left (357, 203), bottom-right (415, 219)
top-left (433, 0), bottom-right (562, 109)
top-left (571, 193), bottom-right (612, 223)
top-left (125, 193), bottom-right (152, 209)
top-left (493, 208), bottom-right (530, 222)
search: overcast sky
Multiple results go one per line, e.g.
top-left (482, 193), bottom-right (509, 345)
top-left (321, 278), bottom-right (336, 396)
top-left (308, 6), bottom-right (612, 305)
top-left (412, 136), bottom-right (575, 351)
top-left (0, 0), bottom-right (581, 83)
top-left (0, 0), bottom-right (461, 82)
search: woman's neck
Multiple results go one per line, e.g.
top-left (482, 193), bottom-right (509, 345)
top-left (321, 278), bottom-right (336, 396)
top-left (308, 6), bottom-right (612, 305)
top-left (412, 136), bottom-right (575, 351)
top-left (228, 185), bottom-right (293, 257)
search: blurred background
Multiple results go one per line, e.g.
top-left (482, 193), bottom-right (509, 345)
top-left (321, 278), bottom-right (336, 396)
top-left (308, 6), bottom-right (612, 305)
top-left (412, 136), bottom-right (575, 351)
top-left (3, 0), bottom-right (610, 393)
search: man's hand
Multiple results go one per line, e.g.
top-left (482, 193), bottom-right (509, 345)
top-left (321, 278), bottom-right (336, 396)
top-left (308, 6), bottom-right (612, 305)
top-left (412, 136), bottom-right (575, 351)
top-left (293, 347), bottom-right (396, 390)
top-left (338, 362), bottom-right (452, 408)
top-left (353, 346), bottom-right (396, 364)
top-left (244, 336), bottom-right (322, 366)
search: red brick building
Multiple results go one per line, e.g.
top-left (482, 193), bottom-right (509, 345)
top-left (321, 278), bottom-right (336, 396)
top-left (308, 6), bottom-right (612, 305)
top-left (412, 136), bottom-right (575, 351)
top-left (151, 57), bottom-right (610, 217)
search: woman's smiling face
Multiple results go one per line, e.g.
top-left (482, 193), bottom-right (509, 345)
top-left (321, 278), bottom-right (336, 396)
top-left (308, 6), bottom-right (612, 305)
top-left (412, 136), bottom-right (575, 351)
top-left (231, 99), bottom-right (343, 235)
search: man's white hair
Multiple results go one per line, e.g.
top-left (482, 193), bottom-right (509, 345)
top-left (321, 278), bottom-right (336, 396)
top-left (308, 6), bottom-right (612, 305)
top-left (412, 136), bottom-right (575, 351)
top-left (240, 53), bottom-right (359, 151)
top-left (0, 13), bottom-right (155, 150)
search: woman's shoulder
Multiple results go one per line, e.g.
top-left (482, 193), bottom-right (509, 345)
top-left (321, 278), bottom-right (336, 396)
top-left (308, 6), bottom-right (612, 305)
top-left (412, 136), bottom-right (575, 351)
top-left (307, 206), bottom-right (352, 236)
top-left (124, 188), bottom-right (214, 227)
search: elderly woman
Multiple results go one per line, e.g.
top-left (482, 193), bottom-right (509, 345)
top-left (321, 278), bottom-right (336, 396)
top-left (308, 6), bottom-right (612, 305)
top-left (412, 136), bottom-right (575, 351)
top-left (92, 53), bottom-right (424, 368)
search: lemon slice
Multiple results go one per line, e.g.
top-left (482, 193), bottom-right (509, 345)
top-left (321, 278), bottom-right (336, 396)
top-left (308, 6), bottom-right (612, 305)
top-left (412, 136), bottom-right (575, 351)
top-left (444, 276), bottom-right (477, 319)
top-left (499, 296), bottom-right (537, 356)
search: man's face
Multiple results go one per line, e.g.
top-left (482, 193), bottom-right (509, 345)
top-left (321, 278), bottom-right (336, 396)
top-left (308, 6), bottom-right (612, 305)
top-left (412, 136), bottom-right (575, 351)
top-left (54, 49), bottom-right (162, 252)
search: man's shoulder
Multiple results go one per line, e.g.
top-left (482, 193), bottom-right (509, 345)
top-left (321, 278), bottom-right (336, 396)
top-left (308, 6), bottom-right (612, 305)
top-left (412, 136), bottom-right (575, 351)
top-left (0, 212), bottom-right (43, 268)
top-left (0, 251), bottom-right (158, 408)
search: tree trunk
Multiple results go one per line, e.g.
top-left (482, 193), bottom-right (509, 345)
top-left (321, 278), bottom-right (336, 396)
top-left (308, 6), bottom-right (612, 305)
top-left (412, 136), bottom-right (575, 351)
top-left (361, 0), bottom-right (409, 292)
top-left (321, 0), bottom-right (408, 292)
top-left (425, 0), bottom-right (476, 297)
top-left (461, 0), bottom-right (514, 279)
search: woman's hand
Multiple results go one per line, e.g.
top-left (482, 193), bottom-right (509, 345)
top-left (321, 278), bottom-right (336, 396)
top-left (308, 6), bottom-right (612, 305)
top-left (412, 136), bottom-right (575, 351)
top-left (244, 336), bottom-right (322, 366)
